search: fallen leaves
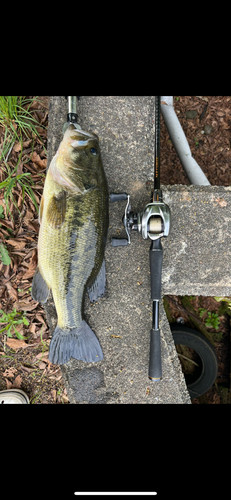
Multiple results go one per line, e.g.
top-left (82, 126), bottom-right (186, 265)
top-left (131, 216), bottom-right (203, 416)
top-left (6, 338), bottom-right (28, 349)
top-left (3, 367), bottom-right (17, 378)
top-left (7, 238), bottom-right (27, 249)
top-left (31, 151), bottom-right (47, 170)
top-left (13, 139), bottom-right (32, 153)
top-left (161, 96), bottom-right (231, 186)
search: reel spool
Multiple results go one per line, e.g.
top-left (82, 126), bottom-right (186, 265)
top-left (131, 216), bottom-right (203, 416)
top-left (148, 216), bottom-right (163, 234)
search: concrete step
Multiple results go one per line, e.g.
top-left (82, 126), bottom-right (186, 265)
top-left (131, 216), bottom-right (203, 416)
top-left (161, 184), bottom-right (231, 297)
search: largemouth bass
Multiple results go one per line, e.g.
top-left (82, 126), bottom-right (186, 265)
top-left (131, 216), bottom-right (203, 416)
top-left (31, 124), bottom-right (109, 364)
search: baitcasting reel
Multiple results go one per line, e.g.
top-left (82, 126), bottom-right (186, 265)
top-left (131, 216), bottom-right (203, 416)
top-left (110, 190), bottom-right (171, 246)
top-left (110, 187), bottom-right (171, 382)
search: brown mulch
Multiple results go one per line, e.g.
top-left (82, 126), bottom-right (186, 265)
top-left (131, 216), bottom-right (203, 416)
top-left (0, 96), bottom-right (230, 404)
top-left (0, 96), bottom-right (68, 403)
top-left (161, 95), bottom-right (231, 186)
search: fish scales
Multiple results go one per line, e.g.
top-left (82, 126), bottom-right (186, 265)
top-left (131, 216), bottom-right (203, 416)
top-left (32, 124), bottom-right (109, 364)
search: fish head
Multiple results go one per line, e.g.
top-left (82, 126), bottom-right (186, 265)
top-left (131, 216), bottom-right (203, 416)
top-left (53, 124), bottom-right (102, 192)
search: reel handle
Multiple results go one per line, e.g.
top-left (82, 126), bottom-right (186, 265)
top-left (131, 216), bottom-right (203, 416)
top-left (109, 193), bottom-right (128, 203)
top-left (111, 238), bottom-right (128, 247)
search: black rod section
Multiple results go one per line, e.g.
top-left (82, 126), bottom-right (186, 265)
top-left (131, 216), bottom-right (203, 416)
top-left (154, 96), bottom-right (161, 195)
top-left (149, 238), bottom-right (163, 380)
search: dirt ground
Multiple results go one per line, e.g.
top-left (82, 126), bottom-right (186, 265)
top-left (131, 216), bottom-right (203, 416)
top-left (0, 96), bottom-right (230, 403)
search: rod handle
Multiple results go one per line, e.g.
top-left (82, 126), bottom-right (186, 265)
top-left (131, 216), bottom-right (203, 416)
top-left (149, 238), bottom-right (163, 300)
top-left (148, 328), bottom-right (162, 381)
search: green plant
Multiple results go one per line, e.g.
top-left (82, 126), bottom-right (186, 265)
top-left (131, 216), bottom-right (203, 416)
top-left (0, 206), bottom-right (4, 219)
top-left (0, 308), bottom-right (29, 339)
top-left (30, 392), bottom-right (42, 404)
top-left (0, 144), bottom-right (39, 214)
top-left (199, 308), bottom-right (220, 330)
top-left (214, 296), bottom-right (231, 310)
top-left (205, 312), bottom-right (220, 330)
top-left (0, 242), bottom-right (11, 265)
top-left (0, 96), bottom-right (46, 162)
top-left (199, 307), bottom-right (207, 318)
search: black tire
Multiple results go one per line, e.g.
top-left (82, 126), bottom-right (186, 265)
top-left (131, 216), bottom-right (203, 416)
top-left (170, 324), bottom-right (218, 399)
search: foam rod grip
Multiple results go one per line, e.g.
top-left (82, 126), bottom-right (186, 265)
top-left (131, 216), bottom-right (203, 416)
top-left (149, 328), bottom-right (162, 381)
top-left (149, 238), bottom-right (163, 300)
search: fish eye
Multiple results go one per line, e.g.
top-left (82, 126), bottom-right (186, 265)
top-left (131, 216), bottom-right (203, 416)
top-left (90, 147), bottom-right (98, 155)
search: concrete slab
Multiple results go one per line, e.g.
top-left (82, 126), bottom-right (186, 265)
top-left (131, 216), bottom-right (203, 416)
top-left (161, 184), bottom-right (231, 296)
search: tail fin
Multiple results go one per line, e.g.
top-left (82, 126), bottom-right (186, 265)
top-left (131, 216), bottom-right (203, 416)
top-left (48, 320), bottom-right (104, 365)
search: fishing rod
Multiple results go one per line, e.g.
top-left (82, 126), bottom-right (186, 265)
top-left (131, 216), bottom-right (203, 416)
top-left (63, 96), bottom-right (81, 133)
top-left (110, 96), bottom-right (171, 381)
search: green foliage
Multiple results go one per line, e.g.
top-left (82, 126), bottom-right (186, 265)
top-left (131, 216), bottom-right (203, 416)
top-left (0, 308), bottom-right (29, 339)
top-left (0, 242), bottom-right (11, 265)
top-left (214, 296), bottom-right (231, 310)
top-left (199, 308), bottom-right (220, 330)
top-left (0, 96), bottom-right (46, 163)
top-left (199, 307), bottom-right (207, 318)
top-left (205, 312), bottom-right (220, 330)
top-left (0, 143), bottom-right (39, 214)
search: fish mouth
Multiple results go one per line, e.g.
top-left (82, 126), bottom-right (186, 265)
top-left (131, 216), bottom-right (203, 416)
top-left (65, 124), bottom-right (98, 149)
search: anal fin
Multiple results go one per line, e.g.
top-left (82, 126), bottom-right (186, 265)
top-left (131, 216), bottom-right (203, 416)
top-left (87, 259), bottom-right (106, 303)
top-left (31, 266), bottom-right (50, 303)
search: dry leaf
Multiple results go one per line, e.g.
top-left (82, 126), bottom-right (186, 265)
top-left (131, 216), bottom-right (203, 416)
top-left (3, 367), bottom-right (17, 378)
top-left (5, 282), bottom-right (18, 301)
top-left (23, 139), bottom-right (32, 148)
top-left (215, 198), bottom-right (227, 207)
top-left (6, 338), bottom-right (28, 349)
top-left (23, 210), bottom-right (34, 222)
top-left (5, 379), bottom-right (13, 389)
top-left (50, 389), bottom-right (57, 402)
top-left (12, 375), bottom-right (22, 388)
top-left (13, 142), bottom-right (22, 152)
top-left (7, 238), bottom-right (27, 249)
top-left (29, 323), bottom-right (37, 335)
top-left (13, 140), bottom-right (32, 152)
top-left (38, 361), bottom-right (46, 370)
top-left (15, 299), bottom-right (39, 311)
top-left (59, 394), bottom-right (69, 403)
top-left (22, 249), bottom-right (37, 280)
top-left (31, 151), bottom-right (47, 170)
top-left (35, 351), bottom-right (49, 360)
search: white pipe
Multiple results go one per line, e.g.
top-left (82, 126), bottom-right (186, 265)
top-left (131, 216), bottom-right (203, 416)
top-left (160, 96), bottom-right (210, 186)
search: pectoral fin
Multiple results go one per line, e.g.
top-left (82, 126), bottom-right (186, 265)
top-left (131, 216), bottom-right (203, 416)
top-left (46, 191), bottom-right (66, 228)
top-left (38, 195), bottom-right (44, 224)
